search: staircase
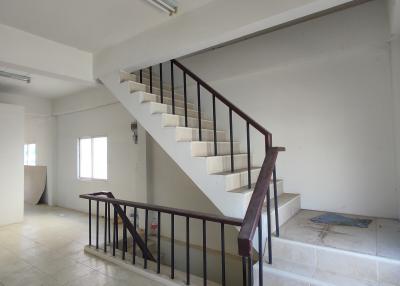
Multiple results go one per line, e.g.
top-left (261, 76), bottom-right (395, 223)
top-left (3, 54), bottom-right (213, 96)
top-left (98, 60), bottom-right (302, 285)
top-left (103, 61), bottom-right (300, 230)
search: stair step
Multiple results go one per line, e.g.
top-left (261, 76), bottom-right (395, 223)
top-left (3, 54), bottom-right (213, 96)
top-left (137, 91), bottom-right (195, 110)
top-left (191, 141), bottom-right (240, 157)
top-left (267, 230), bottom-right (400, 286)
top-left (229, 179), bottom-right (284, 203)
top-left (206, 153), bottom-right (252, 174)
top-left (175, 127), bottom-right (227, 142)
top-left (140, 77), bottom-right (173, 90)
top-left (146, 101), bottom-right (208, 120)
top-left (129, 81), bottom-right (185, 101)
top-left (120, 71), bottom-right (137, 83)
top-left (214, 167), bottom-right (260, 191)
top-left (256, 259), bottom-right (379, 286)
top-left (161, 113), bottom-right (214, 129)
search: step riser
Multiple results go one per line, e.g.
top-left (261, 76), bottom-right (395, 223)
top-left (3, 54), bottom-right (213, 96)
top-left (141, 77), bottom-right (172, 90)
top-left (161, 114), bottom-right (213, 129)
top-left (148, 102), bottom-right (207, 119)
top-left (191, 142), bottom-right (241, 157)
top-left (120, 71), bottom-right (137, 83)
top-left (225, 168), bottom-right (261, 191)
top-left (243, 181), bottom-right (284, 207)
top-left (268, 237), bottom-right (400, 286)
top-left (138, 92), bottom-right (195, 110)
top-left (130, 81), bottom-right (184, 101)
top-left (206, 155), bottom-right (250, 174)
top-left (146, 86), bottom-right (184, 101)
top-left (175, 127), bottom-right (227, 142)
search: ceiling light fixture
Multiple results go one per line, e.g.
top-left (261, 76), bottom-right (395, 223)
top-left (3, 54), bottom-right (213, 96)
top-left (0, 70), bottom-right (31, 84)
top-left (145, 0), bottom-right (177, 15)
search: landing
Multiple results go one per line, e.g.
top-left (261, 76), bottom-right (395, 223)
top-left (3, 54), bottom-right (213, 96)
top-left (278, 209), bottom-right (400, 260)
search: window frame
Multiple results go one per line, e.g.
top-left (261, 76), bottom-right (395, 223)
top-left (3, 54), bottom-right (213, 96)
top-left (24, 143), bottom-right (37, 166)
top-left (77, 136), bottom-right (108, 181)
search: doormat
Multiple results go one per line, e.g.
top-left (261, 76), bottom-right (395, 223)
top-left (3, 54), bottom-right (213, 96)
top-left (310, 213), bottom-right (372, 228)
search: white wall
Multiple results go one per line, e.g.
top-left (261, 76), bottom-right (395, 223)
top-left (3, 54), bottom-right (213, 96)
top-left (0, 92), bottom-right (56, 205)
top-left (177, 1), bottom-right (398, 218)
top-left (0, 23), bottom-right (93, 83)
top-left (0, 103), bottom-right (24, 225)
top-left (55, 88), bottom-right (148, 213)
top-left (94, 0), bottom-right (354, 78)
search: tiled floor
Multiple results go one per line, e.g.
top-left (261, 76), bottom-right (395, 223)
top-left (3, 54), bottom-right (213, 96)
top-left (0, 204), bottom-right (165, 286)
top-left (279, 209), bottom-right (400, 260)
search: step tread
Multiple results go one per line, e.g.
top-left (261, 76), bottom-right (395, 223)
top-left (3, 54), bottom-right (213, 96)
top-left (138, 91), bottom-right (195, 106)
top-left (229, 179), bottom-right (283, 194)
top-left (213, 167), bottom-right (261, 176)
top-left (175, 126), bottom-right (226, 133)
top-left (163, 113), bottom-right (214, 123)
top-left (265, 193), bottom-right (300, 212)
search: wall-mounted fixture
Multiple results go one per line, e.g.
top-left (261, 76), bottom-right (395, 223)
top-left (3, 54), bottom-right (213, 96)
top-left (131, 122), bottom-right (138, 144)
top-left (144, 0), bottom-right (177, 15)
top-left (0, 70), bottom-right (31, 83)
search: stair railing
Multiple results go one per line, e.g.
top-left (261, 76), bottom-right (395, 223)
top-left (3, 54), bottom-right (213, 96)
top-left (80, 191), bottom-right (243, 285)
top-left (139, 60), bottom-right (282, 253)
top-left (80, 145), bottom-right (281, 286)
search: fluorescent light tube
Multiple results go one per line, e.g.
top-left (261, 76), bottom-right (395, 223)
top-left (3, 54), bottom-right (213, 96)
top-left (144, 0), bottom-right (177, 15)
top-left (0, 70), bottom-right (31, 83)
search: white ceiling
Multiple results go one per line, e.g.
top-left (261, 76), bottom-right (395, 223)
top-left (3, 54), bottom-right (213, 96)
top-left (0, 67), bottom-right (92, 99)
top-left (0, 0), bottom-right (213, 52)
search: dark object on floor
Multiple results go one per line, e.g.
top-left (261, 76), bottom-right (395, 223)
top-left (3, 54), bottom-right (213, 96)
top-left (310, 213), bottom-right (372, 228)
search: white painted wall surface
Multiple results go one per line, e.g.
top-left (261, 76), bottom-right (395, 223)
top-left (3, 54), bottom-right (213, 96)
top-left (0, 93), bottom-right (56, 205)
top-left (94, 0), bottom-right (354, 78)
top-left (0, 24), bottom-right (93, 83)
top-left (178, 1), bottom-right (397, 218)
top-left (55, 99), bottom-right (148, 214)
top-left (0, 103), bottom-right (24, 226)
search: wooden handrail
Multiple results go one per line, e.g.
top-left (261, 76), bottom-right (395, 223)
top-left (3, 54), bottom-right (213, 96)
top-left (237, 147), bottom-right (285, 256)
top-left (80, 193), bottom-right (243, 227)
top-left (171, 59), bottom-right (271, 137)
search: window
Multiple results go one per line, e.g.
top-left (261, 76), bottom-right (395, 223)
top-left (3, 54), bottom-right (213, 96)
top-left (24, 144), bottom-right (36, 166)
top-left (78, 137), bottom-right (108, 180)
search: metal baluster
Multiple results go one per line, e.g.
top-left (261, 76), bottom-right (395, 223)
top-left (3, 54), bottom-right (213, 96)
top-left (213, 95), bottom-right (217, 156)
top-left (157, 211), bottom-right (161, 274)
top-left (144, 209), bottom-right (148, 269)
top-left (203, 220), bottom-right (207, 286)
top-left (170, 61), bottom-right (175, 114)
top-left (113, 207), bottom-right (116, 256)
top-left (248, 256), bottom-right (253, 286)
top-left (183, 72), bottom-right (188, 127)
top-left (140, 69), bottom-right (143, 83)
top-left (88, 200), bottom-right (91, 246)
top-left (258, 217), bottom-right (263, 286)
top-left (149, 66), bottom-right (153, 93)
top-left (160, 63), bottom-right (163, 103)
top-left (171, 214), bottom-right (175, 279)
top-left (221, 223), bottom-right (226, 286)
top-left (197, 82), bottom-right (202, 141)
top-left (247, 122), bottom-right (251, 189)
top-left (108, 202), bottom-right (111, 244)
top-left (242, 257), bottom-right (247, 286)
top-left (266, 186), bottom-right (272, 264)
top-left (229, 108), bottom-right (234, 172)
top-left (273, 166), bottom-right (280, 237)
top-left (104, 203), bottom-right (107, 252)
top-left (186, 217), bottom-right (190, 285)
top-left (96, 201), bottom-right (99, 249)
top-left (122, 206), bottom-right (127, 260)
top-left (133, 207), bottom-right (137, 264)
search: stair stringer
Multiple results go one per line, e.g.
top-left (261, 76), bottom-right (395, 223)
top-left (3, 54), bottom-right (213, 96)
top-left (102, 71), bottom-right (248, 219)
